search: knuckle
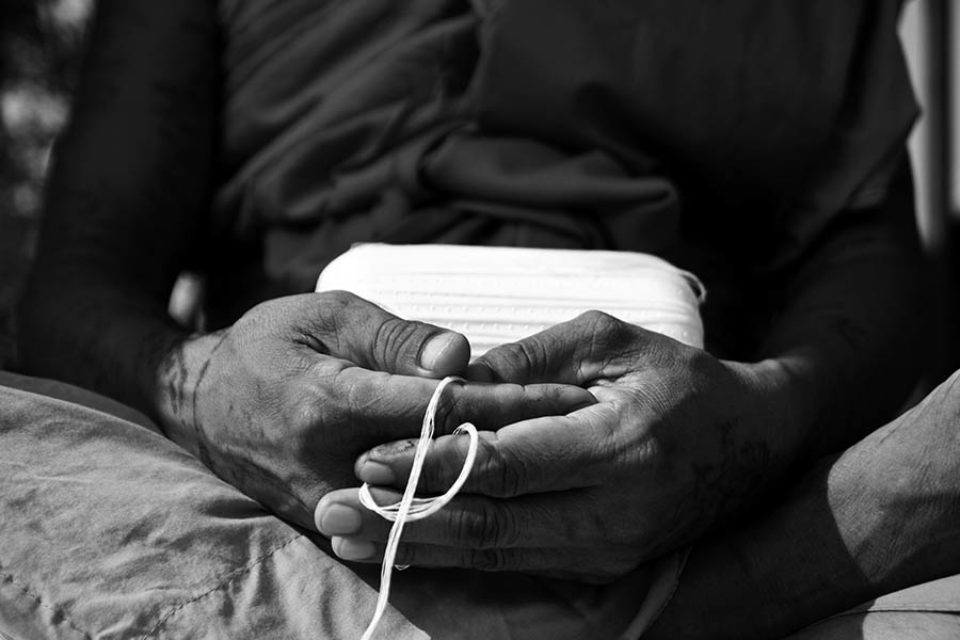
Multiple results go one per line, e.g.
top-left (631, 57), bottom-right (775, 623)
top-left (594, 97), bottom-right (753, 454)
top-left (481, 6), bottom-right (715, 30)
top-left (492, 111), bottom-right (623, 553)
top-left (486, 337), bottom-right (549, 381)
top-left (490, 342), bottom-right (528, 374)
top-left (581, 309), bottom-right (628, 339)
top-left (580, 310), bottom-right (633, 360)
top-left (418, 449), bottom-right (456, 489)
top-left (430, 386), bottom-right (463, 435)
top-left (307, 291), bottom-right (360, 351)
top-left (373, 318), bottom-right (425, 367)
top-left (581, 309), bottom-right (620, 333)
top-left (478, 438), bottom-right (524, 498)
top-left (452, 502), bottom-right (515, 549)
top-left (467, 548), bottom-right (510, 572)
top-left (516, 338), bottom-right (550, 380)
top-left (483, 338), bottom-right (539, 380)
top-left (443, 444), bottom-right (475, 488)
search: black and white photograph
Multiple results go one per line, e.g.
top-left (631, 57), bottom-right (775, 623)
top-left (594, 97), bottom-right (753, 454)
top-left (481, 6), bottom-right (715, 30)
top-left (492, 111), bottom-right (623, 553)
top-left (1, 1), bottom-right (959, 638)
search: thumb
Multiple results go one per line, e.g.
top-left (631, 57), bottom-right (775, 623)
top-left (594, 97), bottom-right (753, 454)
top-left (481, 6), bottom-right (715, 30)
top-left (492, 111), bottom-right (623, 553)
top-left (468, 310), bottom-right (633, 385)
top-left (314, 290), bottom-right (470, 377)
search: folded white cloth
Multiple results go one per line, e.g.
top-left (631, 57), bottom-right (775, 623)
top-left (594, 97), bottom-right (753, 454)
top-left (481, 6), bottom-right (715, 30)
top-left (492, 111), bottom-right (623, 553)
top-left (315, 243), bottom-right (704, 638)
top-left (316, 243), bottom-right (705, 357)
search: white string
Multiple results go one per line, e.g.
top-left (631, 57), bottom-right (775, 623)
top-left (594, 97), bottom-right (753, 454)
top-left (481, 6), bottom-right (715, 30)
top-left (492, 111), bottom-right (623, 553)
top-left (358, 376), bottom-right (479, 640)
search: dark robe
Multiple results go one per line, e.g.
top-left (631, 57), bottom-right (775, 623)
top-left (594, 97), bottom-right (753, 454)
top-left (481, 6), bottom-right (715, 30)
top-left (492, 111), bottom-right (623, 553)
top-left (207, 0), bottom-right (917, 355)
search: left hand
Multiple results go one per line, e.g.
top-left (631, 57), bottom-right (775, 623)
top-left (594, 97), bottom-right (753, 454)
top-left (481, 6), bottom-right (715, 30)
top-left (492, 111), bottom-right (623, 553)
top-left (317, 311), bottom-right (800, 583)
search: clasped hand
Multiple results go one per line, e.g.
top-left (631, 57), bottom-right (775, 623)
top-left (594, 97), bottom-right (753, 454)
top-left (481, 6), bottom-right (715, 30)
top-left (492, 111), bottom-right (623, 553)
top-left (318, 311), bottom-right (793, 583)
top-left (156, 291), bottom-right (593, 531)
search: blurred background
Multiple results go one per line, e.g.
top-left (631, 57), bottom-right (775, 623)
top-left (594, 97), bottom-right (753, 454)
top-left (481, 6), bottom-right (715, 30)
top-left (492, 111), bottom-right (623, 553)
top-left (1, 0), bottom-right (958, 381)
top-left (0, 0), bottom-right (90, 369)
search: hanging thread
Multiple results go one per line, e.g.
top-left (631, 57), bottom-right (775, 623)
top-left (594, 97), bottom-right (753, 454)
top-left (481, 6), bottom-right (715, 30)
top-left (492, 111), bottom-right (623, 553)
top-left (358, 376), bottom-right (479, 640)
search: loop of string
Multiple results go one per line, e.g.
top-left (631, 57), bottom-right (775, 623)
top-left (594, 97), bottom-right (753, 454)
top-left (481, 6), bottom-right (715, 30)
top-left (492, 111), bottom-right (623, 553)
top-left (358, 376), bottom-right (479, 640)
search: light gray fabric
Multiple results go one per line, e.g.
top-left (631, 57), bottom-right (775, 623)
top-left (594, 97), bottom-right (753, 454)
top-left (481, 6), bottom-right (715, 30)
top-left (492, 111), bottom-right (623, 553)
top-left (0, 374), bottom-right (413, 640)
top-left (3, 371), bottom-right (958, 639)
top-left (786, 611), bottom-right (960, 640)
top-left (0, 373), bottom-right (655, 639)
top-left (785, 576), bottom-right (960, 640)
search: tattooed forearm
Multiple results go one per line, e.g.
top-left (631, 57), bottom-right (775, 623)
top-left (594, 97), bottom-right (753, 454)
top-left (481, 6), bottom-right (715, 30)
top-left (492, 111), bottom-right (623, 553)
top-left (155, 329), bottom-right (226, 461)
top-left (187, 330), bottom-right (227, 459)
top-left (17, 0), bottom-right (220, 416)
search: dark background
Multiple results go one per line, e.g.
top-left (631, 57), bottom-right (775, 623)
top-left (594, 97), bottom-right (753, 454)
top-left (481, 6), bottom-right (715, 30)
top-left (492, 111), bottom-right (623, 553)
top-left (0, 0), bottom-right (90, 369)
top-left (1, 1), bottom-right (958, 383)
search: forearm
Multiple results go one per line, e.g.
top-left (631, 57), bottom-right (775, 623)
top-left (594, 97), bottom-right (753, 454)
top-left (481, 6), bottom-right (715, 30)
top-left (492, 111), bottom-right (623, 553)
top-left (750, 169), bottom-right (926, 461)
top-left (17, 0), bottom-right (219, 415)
top-left (19, 279), bottom-right (188, 417)
top-left (649, 369), bottom-right (960, 639)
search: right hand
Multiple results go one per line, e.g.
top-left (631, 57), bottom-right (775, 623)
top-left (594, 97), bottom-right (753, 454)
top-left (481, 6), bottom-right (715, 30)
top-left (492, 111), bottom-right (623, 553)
top-left (154, 291), bottom-right (594, 529)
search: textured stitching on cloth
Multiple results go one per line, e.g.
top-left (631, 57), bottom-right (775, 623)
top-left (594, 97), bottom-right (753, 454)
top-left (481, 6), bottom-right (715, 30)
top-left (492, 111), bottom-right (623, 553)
top-left (141, 534), bottom-right (304, 639)
top-left (0, 566), bottom-right (91, 639)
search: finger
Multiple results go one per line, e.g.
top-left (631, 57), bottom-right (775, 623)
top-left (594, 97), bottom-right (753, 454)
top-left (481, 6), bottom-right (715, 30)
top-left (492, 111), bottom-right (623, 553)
top-left (331, 535), bottom-right (563, 570)
top-left (316, 487), bottom-right (604, 551)
top-left (333, 536), bottom-right (638, 584)
top-left (305, 290), bottom-right (471, 377)
top-left (314, 366), bottom-right (597, 447)
top-left (333, 537), bottom-right (616, 577)
top-left (354, 399), bottom-right (622, 495)
top-left (469, 310), bottom-right (645, 385)
top-left (317, 490), bottom-right (645, 583)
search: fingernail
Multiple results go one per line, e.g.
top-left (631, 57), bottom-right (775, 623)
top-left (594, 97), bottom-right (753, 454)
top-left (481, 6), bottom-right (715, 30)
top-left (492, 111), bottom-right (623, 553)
top-left (419, 333), bottom-right (457, 371)
top-left (332, 537), bottom-right (375, 561)
top-left (358, 461), bottom-right (395, 485)
top-left (318, 504), bottom-right (362, 535)
top-left (466, 361), bottom-right (495, 382)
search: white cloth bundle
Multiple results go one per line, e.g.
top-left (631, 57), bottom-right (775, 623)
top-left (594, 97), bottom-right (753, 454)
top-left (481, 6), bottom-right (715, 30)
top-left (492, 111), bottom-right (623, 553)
top-left (315, 243), bottom-right (705, 356)
top-left (315, 243), bottom-right (704, 639)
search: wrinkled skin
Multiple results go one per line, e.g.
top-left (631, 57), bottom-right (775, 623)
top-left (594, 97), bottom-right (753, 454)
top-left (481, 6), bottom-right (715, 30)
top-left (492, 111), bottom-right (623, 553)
top-left (317, 310), bottom-right (796, 583)
top-left (157, 291), bottom-right (595, 530)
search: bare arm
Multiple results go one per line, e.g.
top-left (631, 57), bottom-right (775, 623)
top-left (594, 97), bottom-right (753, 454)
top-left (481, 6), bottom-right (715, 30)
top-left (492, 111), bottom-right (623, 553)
top-left (17, 0), bottom-right (219, 415)
top-left (648, 369), bottom-right (960, 639)
top-left (754, 160), bottom-right (927, 463)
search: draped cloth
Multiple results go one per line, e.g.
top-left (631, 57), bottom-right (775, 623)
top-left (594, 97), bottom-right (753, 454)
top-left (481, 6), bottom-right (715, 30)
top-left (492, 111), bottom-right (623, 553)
top-left (0, 3), bottom-right (927, 638)
top-left (0, 372), bottom-right (656, 640)
top-left (207, 0), bottom-right (917, 330)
